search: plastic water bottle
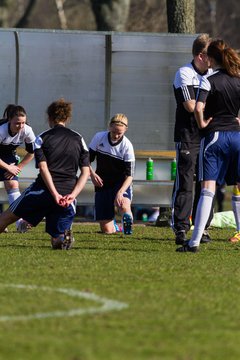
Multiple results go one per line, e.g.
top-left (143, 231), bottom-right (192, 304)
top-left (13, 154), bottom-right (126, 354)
top-left (146, 158), bottom-right (154, 180)
top-left (142, 213), bottom-right (148, 222)
top-left (233, 185), bottom-right (240, 196)
top-left (171, 158), bottom-right (176, 180)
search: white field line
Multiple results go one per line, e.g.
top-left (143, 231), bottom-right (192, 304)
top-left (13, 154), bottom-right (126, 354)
top-left (0, 284), bottom-right (128, 322)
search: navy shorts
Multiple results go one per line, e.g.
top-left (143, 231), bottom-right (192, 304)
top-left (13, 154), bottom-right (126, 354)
top-left (95, 183), bottom-right (133, 221)
top-left (9, 181), bottom-right (76, 238)
top-left (198, 131), bottom-right (240, 186)
top-left (0, 153), bottom-right (20, 181)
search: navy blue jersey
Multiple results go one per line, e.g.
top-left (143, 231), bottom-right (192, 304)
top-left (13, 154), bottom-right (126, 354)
top-left (34, 124), bottom-right (89, 194)
top-left (197, 69), bottom-right (240, 134)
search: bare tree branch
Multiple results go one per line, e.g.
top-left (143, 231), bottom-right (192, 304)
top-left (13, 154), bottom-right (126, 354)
top-left (55, 0), bottom-right (68, 30)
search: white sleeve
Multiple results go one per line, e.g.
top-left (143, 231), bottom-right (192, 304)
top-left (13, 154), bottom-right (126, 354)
top-left (174, 66), bottom-right (194, 88)
top-left (25, 125), bottom-right (36, 144)
top-left (89, 131), bottom-right (105, 151)
top-left (124, 139), bottom-right (135, 162)
top-left (199, 75), bottom-right (211, 92)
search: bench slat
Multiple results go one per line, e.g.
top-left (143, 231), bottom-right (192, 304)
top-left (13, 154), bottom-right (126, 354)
top-left (135, 150), bottom-right (176, 159)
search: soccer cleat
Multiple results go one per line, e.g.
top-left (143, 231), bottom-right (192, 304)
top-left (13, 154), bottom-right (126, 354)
top-left (229, 231), bottom-right (240, 243)
top-left (175, 230), bottom-right (187, 245)
top-left (200, 230), bottom-right (212, 243)
top-left (17, 220), bottom-right (31, 233)
top-left (62, 229), bottom-right (75, 250)
top-left (122, 213), bottom-right (133, 235)
top-left (51, 237), bottom-right (64, 250)
top-left (176, 240), bottom-right (199, 253)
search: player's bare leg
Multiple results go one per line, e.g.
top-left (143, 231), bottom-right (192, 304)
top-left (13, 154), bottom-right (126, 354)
top-left (118, 198), bottom-right (133, 235)
top-left (0, 209), bottom-right (19, 233)
top-left (99, 220), bottom-right (116, 234)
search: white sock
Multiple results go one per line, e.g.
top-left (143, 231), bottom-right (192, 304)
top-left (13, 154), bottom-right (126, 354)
top-left (16, 218), bottom-right (23, 228)
top-left (232, 195), bottom-right (240, 231)
top-left (7, 189), bottom-right (23, 228)
top-left (189, 188), bottom-right (214, 247)
top-left (7, 188), bottom-right (21, 204)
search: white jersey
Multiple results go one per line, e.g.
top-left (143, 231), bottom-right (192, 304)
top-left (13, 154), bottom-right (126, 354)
top-left (89, 131), bottom-right (135, 162)
top-left (173, 61), bottom-right (212, 143)
top-left (89, 131), bottom-right (135, 188)
top-left (0, 121), bottom-right (35, 155)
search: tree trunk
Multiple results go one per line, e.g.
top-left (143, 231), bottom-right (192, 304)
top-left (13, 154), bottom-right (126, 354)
top-left (167, 0), bottom-right (195, 33)
top-left (15, 0), bottom-right (37, 28)
top-left (90, 0), bottom-right (131, 31)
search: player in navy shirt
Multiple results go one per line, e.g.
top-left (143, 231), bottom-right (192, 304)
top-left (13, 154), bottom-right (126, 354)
top-left (0, 99), bottom-right (89, 250)
top-left (177, 39), bottom-right (240, 252)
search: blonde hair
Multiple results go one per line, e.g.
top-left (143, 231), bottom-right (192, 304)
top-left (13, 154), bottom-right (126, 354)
top-left (109, 113), bottom-right (128, 127)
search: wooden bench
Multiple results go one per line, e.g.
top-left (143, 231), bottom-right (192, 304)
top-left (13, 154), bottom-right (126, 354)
top-left (0, 150), bottom-right (175, 208)
top-left (135, 150), bottom-right (176, 160)
top-left (0, 178), bottom-right (173, 207)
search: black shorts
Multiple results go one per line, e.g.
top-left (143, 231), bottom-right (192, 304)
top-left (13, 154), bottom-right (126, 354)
top-left (95, 183), bottom-right (132, 221)
top-left (10, 181), bottom-right (76, 237)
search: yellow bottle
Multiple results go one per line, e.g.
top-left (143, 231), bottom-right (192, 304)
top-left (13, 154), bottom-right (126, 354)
top-left (233, 185), bottom-right (240, 196)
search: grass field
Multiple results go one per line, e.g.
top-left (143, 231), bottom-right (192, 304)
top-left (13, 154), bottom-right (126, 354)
top-left (0, 222), bottom-right (239, 360)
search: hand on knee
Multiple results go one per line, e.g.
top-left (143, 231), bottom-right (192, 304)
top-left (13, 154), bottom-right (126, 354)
top-left (117, 198), bottom-right (132, 218)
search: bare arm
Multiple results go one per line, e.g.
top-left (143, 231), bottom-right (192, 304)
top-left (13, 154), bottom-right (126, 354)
top-left (1, 151), bottom-right (34, 179)
top-left (115, 175), bottom-right (133, 207)
top-left (183, 99), bottom-right (196, 113)
top-left (89, 165), bottom-right (103, 187)
top-left (18, 152), bottom-right (34, 171)
top-left (194, 101), bottom-right (212, 129)
top-left (62, 166), bottom-right (90, 206)
top-left (0, 159), bottom-right (21, 178)
top-left (39, 161), bottom-right (63, 205)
